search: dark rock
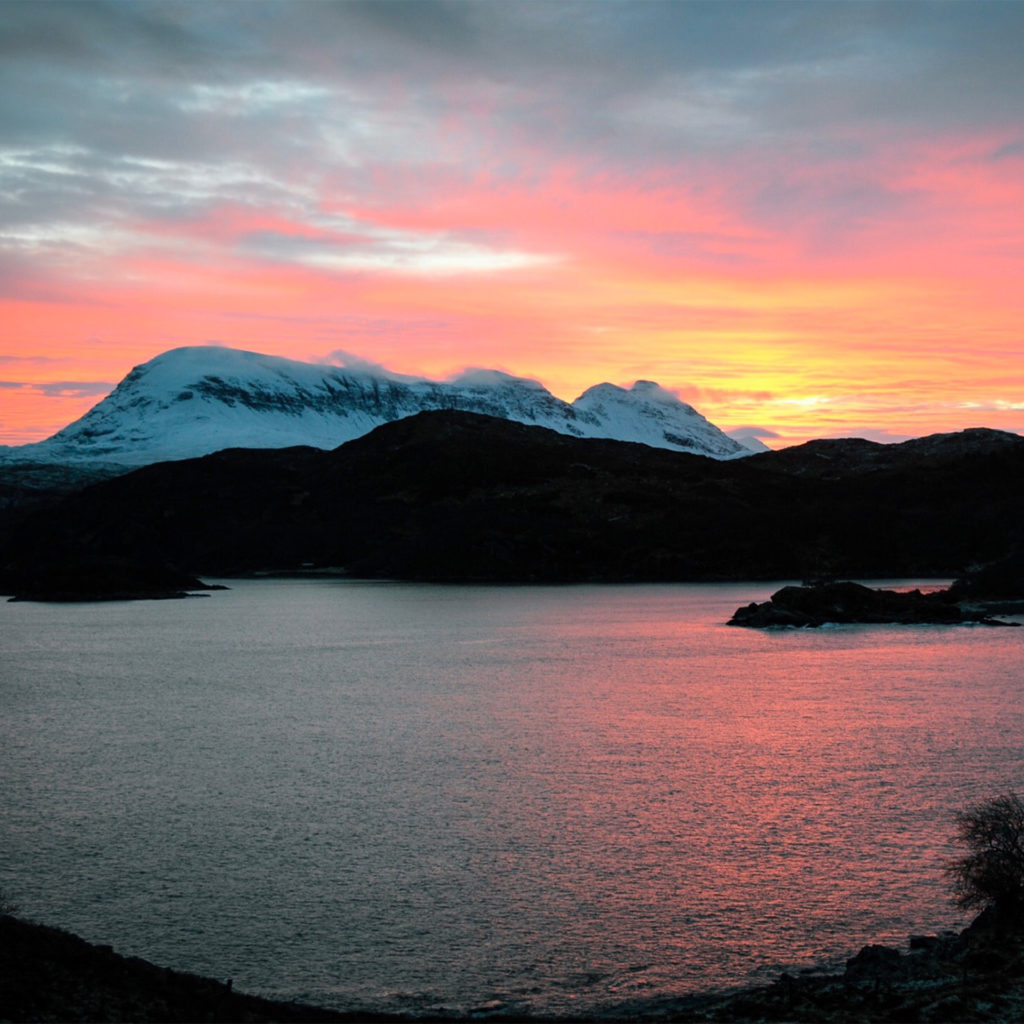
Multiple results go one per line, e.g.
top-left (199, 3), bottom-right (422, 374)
top-left (2, 558), bottom-right (224, 603)
top-left (728, 580), bottom-right (1017, 628)
top-left (845, 943), bottom-right (905, 979)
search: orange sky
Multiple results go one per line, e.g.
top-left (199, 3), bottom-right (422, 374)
top-left (2, 2), bottom-right (1023, 449)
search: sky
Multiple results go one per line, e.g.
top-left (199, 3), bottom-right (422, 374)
top-left (1, 0), bottom-right (1023, 449)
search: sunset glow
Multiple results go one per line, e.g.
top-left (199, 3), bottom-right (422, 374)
top-left (2, 1), bottom-right (1023, 448)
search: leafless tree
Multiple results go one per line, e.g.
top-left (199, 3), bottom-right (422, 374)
top-left (948, 791), bottom-right (1024, 921)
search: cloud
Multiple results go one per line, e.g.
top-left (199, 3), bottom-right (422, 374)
top-left (822, 427), bottom-right (915, 445)
top-left (322, 350), bottom-right (421, 382)
top-left (2, 0), bottom-right (1021, 293)
top-left (5, 3), bottom-right (1022, 184)
top-left (0, 380), bottom-right (113, 397)
top-left (239, 227), bottom-right (559, 275)
top-left (0, 354), bottom-right (59, 365)
top-left (726, 425), bottom-right (781, 440)
top-left (37, 381), bottom-right (114, 397)
top-left (988, 139), bottom-right (1024, 162)
top-left (675, 385), bottom-right (776, 406)
top-left (954, 399), bottom-right (1024, 413)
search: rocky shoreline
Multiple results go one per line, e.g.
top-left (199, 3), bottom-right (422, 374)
top-left (3, 910), bottom-right (1023, 1023)
top-left (683, 910), bottom-right (1024, 1022)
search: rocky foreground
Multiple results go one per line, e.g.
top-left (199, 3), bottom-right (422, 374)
top-left (3, 910), bottom-right (1024, 1023)
top-left (687, 910), bottom-right (1024, 1022)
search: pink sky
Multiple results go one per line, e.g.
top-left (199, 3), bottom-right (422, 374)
top-left (2, 2), bottom-right (1023, 449)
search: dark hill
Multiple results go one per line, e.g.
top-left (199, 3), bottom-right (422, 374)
top-left (1, 413), bottom-right (1023, 594)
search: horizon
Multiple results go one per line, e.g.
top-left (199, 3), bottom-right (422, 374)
top-left (2, 1), bottom-right (1023, 448)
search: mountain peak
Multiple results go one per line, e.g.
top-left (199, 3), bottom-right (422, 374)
top-left (576, 380), bottom-right (688, 408)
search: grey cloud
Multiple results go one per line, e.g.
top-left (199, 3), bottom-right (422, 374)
top-left (0, 0), bottom-right (236, 74)
top-left (824, 427), bottom-right (915, 444)
top-left (337, 0), bottom-right (479, 53)
top-left (6, 2), bottom-right (1021, 156)
top-left (0, 380), bottom-right (112, 397)
top-left (36, 381), bottom-right (114, 397)
top-left (988, 139), bottom-right (1024, 162)
top-left (727, 426), bottom-right (782, 440)
top-left (2, 0), bottom-right (1022, 276)
top-left (0, 354), bottom-right (59, 365)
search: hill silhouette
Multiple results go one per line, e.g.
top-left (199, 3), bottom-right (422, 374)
top-left (2, 413), bottom-right (1023, 596)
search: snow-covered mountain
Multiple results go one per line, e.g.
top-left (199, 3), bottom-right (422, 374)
top-left (2, 346), bottom-right (748, 467)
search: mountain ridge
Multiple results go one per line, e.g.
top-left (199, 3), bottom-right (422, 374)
top-left (1, 345), bottom-right (748, 467)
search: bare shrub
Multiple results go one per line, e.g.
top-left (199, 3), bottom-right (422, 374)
top-left (948, 791), bottom-right (1024, 921)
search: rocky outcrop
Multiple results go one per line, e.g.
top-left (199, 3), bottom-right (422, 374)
top-left (728, 581), bottom-right (1018, 628)
top-left (3, 559), bottom-right (224, 603)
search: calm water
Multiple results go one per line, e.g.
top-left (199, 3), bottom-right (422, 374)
top-left (2, 580), bottom-right (1023, 1017)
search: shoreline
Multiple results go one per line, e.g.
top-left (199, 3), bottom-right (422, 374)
top-left (3, 911), bottom-right (1023, 1023)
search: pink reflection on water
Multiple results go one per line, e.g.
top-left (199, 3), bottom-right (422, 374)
top-left (480, 585), bottom-right (1024, 997)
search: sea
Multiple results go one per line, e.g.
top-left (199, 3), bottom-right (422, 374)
top-left (2, 578), bottom-right (1023, 1018)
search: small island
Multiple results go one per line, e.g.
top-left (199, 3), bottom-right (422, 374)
top-left (729, 558), bottom-right (1024, 628)
top-left (728, 580), bottom-right (1019, 629)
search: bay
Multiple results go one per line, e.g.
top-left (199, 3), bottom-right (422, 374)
top-left (2, 579), bottom-right (1022, 1017)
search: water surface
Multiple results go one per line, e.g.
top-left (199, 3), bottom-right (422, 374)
top-left (2, 580), bottom-right (1022, 1016)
